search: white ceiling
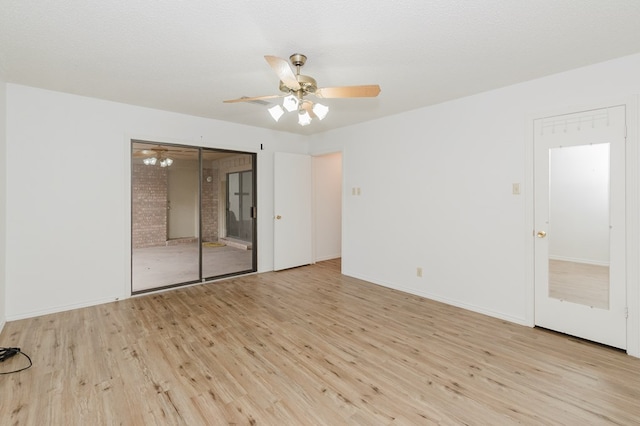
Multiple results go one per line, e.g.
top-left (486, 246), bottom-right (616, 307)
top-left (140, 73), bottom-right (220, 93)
top-left (2, 1), bottom-right (640, 135)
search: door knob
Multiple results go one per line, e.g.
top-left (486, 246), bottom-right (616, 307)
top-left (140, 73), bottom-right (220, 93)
top-left (275, 215), bottom-right (282, 220)
top-left (537, 231), bottom-right (547, 238)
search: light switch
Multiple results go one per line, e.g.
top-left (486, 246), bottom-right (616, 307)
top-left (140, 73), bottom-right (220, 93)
top-left (512, 183), bottom-right (520, 195)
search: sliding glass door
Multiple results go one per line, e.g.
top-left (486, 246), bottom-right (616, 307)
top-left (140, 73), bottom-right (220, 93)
top-left (201, 149), bottom-right (255, 279)
top-left (131, 141), bottom-right (256, 293)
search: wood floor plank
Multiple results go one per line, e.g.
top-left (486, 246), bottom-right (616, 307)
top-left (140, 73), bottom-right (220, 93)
top-left (2, 258), bottom-right (640, 425)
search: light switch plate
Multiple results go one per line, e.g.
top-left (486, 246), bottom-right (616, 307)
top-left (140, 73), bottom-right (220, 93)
top-left (512, 183), bottom-right (520, 195)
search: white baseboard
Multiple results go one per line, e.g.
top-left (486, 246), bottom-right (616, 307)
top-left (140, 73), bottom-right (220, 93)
top-left (6, 296), bottom-right (122, 322)
top-left (342, 270), bottom-right (529, 327)
top-left (315, 253), bottom-right (341, 262)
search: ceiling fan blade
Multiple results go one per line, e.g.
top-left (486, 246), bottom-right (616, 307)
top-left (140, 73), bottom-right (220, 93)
top-left (315, 85), bottom-right (381, 99)
top-left (264, 55), bottom-right (301, 91)
top-left (301, 101), bottom-right (317, 119)
top-left (223, 95), bottom-right (283, 103)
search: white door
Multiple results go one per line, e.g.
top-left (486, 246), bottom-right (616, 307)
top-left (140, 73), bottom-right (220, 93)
top-left (534, 105), bottom-right (626, 349)
top-left (274, 152), bottom-right (312, 271)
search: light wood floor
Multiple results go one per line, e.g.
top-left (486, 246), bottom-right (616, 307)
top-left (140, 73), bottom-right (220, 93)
top-left (2, 259), bottom-right (639, 425)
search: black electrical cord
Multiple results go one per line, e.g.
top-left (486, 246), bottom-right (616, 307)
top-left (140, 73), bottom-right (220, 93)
top-left (0, 347), bottom-right (32, 374)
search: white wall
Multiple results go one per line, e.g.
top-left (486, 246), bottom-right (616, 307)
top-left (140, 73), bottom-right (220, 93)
top-left (0, 73), bottom-right (6, 333)
top-left (310, 53), bottom-right (640, 329)
top-left (5, 84), bottom-right (307, 320)
top-left (313, 152), bottom-right (342, 261)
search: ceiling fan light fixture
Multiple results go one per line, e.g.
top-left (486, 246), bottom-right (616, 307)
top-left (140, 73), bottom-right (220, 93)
top-left (224, 54), bottom-right (381, 127)
top-left (268, 104), bottom-right (285, 122)
top-left (143, 157), bottom-right (157, 166)
top-left (282, 94), bottom-right (299, 112)
top-left (160, 157), bottom-right (174, 167)
top-left (312, 103), bottom-right (329, 120)
top-left (298, 110), bottom-right (312, 126)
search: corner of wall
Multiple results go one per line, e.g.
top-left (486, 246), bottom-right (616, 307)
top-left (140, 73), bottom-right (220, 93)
top-left (0, 74), bottom-right (7, 332)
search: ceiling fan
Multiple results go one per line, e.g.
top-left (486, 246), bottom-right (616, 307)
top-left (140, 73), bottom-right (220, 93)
top-left (224, 54), bottom-right (381, 126)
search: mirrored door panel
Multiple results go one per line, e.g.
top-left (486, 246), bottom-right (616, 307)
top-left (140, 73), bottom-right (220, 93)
top-left (548, 143), bottom-right (610, 309)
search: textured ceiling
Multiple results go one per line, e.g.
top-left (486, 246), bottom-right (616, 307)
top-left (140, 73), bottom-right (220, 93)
top-left (1, 1), bottom-right (640, 135)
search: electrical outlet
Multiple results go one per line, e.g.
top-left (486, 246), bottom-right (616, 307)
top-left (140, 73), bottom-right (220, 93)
top-left (417, 267), bottom-right (423, 277)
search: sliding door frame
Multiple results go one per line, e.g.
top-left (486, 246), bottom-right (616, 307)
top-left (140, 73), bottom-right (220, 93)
top-left (130, 140), bottom-right (257, 294)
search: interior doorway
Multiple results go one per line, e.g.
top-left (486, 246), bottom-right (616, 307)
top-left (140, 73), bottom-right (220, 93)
top-left (131, 141), bottom-right (256, 293)
top-left (313, 152), bottom-right (342, 263)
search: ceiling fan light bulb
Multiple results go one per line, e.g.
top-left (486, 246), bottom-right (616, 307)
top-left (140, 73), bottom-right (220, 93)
top-left (298, 110), bottom-right (312, 126)
top-left (268, 104), bottom-right (285, 121)
top-left (165, 158), bottom-right (173, 166)
top-left (312, 103), bottom-right (329, 120)
top-left (143, 157), bottom-right (157, 166)
top-left (283, 95), bottom-right (299, 112)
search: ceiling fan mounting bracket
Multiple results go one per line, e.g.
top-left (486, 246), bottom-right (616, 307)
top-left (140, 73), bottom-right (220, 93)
top-left (289, 53), bottom-right (307, 67)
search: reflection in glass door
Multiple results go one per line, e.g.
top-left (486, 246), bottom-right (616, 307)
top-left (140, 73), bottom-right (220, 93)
top-left (227, 171), bottom-right (253, 242)
top-left (132, 142), bottom-right (256, 293)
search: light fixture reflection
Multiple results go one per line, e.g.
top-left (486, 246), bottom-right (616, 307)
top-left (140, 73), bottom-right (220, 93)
top-left (268, 104), bottom-right (285, 122)
top-left (142, 153), bottom-right (173, 167)
top-left (282, 95), bottom-right (299, 112)
top-left (312, 103), bottom-right (329, 120)
top-left (298, 110), bottom-right (312, 126)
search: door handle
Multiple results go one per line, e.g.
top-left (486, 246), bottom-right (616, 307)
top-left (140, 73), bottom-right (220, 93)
top-left (275, 215), bottom-right (282, 220)
top-left (537, 231), bottom-right (547, 238)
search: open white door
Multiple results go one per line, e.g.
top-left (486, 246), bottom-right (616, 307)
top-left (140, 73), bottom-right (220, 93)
top-left (534, 105), bottom-right (626, 349)
top-left (274, 152), bottom-right (312, 271)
